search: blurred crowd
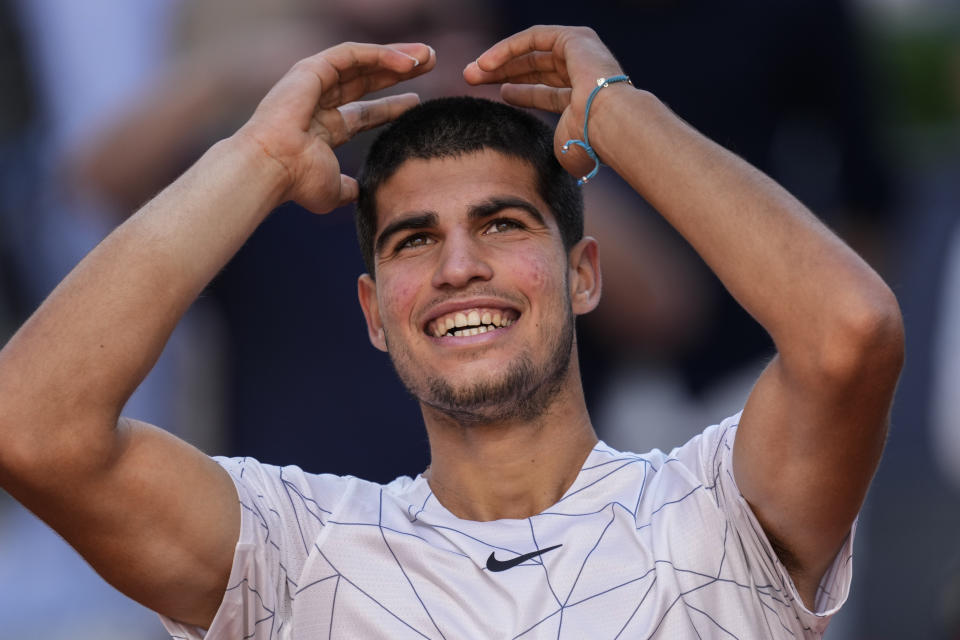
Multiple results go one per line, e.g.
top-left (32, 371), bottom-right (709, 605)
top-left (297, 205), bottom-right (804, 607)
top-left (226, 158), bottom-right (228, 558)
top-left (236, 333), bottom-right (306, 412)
top-left (0, 0), bottom-right (958, 638)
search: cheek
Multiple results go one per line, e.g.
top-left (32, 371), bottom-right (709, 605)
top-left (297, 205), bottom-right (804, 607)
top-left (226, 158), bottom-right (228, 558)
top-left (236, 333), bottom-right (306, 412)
top-left (378, 275), bottom-right (420, 322)
top-left (510, 253), bottom-right (566, 322)
top-left (516, 252), bottom-right (559, 290)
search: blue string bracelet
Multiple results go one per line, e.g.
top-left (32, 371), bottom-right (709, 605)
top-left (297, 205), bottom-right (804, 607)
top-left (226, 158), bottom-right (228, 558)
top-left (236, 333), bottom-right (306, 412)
top-left (561, 74), bottom-right (632, 186)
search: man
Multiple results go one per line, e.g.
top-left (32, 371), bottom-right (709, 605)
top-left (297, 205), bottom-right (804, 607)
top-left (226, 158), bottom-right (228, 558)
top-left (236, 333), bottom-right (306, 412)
top-left (0, 26), bottom-right (903, 638)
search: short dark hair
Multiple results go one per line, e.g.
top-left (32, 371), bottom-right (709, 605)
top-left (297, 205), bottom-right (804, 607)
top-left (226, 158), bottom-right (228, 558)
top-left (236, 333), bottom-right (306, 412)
top-left (355, 96), bottom-right (583, 275)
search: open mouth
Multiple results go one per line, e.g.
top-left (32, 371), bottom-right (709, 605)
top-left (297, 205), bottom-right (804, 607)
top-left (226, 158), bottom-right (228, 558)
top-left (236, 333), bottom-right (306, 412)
top-left (426, 307), bottom-right (519, 338)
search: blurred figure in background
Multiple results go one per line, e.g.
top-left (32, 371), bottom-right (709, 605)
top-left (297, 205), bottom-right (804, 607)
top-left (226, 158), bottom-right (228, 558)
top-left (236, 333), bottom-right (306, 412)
top-left (1, 1), bottom-right (201, 638)
top-left (0, 0), bottom-right (34, 336)
top-left (2, 3), bottom-right (195, 638)
top-left (862, 2), bottom-right (960, 636)
top-left (933, 223), bottom-right (960, 494)
top-left (932, 217), bottom-right (960, 640)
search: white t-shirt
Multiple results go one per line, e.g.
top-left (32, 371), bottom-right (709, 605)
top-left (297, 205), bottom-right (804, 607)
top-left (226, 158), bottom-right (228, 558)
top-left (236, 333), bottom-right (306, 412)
top-left (162, 414), bottom-right (853, 639)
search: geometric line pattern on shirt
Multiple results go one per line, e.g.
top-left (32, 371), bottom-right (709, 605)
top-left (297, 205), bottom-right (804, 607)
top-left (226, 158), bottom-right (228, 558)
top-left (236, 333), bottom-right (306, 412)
top-left (378, 487), bottom-right (448, 640)
top-left (223, 577), bottom-right (276, 639)
top-left (307, 443), bottom-right (763, 638)
top-left (314, 547), bottom-right (434, 639)
top-left (407, 448), bottom-right (764, 637)
top-left (164, 419), bottom-right (851, 639)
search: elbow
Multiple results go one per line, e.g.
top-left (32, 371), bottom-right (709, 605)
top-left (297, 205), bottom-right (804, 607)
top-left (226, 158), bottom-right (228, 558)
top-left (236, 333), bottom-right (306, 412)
top-left (818, 282), bottom-right (905, 387)
top-left (0, 413), bottom-right (48, 486)
top-left (0, 410), bottom-right (121, 489)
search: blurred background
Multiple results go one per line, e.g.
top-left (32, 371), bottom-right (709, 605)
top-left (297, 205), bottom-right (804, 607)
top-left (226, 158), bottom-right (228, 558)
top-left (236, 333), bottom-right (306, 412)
top-left (0, 0), bottom-right (957, 637)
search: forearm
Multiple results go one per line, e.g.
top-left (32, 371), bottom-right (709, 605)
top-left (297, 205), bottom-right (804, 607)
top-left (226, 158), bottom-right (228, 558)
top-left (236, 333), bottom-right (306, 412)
top-left (593, 87), bottom-right (902, 598)
top-left (590, 88), bottom-right (900, 366)
top-left (0, 134), bottom-right (287, 467)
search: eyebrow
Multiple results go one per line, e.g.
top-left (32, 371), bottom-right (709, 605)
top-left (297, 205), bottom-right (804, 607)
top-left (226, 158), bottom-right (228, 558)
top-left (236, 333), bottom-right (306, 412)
top-left (468, 197), bottom-right (546, 226)
top-left (375, 212), bottom-right (439, 256)
top-left (374, 196), bottom-right (547, 257)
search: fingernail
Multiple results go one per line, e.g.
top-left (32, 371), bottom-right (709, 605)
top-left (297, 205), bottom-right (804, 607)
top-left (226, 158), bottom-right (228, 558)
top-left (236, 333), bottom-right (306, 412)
top-left (405, 54), bottom-right (420, 67)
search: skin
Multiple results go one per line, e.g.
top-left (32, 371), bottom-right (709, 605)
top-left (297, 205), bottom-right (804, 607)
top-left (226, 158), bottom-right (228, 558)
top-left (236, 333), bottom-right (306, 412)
top-left (357, 150), bottom-right (601, 520)
top-left (0, 25), bottom-right (902, 630)
top-left (464, 26), bottom-right (903, 604)
top-left (0, 40), bottom-right (438, 627)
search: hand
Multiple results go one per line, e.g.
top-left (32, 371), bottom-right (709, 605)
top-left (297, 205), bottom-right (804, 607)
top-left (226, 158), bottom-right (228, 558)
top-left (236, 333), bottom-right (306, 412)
top-left (463, 26), bottom-right (625, 178)
top-left (237, 42), bottom-right (436, 213)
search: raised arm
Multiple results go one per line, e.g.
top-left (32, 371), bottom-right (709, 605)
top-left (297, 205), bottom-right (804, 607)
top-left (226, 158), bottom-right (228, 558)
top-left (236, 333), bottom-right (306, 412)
top-left (465, 25), bottom-right (903, 606)
top-left (0, 42), bottom-right (435, 627)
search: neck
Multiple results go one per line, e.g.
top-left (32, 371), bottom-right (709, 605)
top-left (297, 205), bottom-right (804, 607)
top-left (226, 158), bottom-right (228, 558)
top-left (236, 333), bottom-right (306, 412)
top-left (421, 361), bottom-right (598, 521)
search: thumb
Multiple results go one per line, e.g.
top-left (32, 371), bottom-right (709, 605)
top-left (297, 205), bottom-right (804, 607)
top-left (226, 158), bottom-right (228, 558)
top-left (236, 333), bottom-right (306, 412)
top-left (336, 174), bottom-right (359, 208)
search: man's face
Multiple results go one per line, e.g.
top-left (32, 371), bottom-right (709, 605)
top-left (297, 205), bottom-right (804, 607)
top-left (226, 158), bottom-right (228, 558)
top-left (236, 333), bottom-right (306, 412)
top-left (357, 150), bottom-right (599, 423)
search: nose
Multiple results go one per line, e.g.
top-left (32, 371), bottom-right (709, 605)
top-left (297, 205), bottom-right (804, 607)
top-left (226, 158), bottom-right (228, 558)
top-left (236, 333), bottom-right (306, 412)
top-left (431, 229), bottom-right (494, 289)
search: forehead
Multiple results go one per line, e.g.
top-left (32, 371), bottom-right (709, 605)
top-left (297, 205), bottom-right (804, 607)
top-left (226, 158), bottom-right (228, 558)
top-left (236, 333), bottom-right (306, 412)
top-left (373, 150), bottom-right (552, 230)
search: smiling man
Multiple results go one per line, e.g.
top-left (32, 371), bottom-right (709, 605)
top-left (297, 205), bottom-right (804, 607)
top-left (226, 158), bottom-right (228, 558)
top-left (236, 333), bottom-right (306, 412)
top-left (0, 26), bottom-right (902, 639)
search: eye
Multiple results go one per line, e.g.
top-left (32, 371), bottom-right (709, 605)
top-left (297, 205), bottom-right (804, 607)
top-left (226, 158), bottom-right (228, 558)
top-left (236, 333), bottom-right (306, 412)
top-left (396, 233), bottom-right (434, 252)
top-left (484, 218), bottom-right (524, 235)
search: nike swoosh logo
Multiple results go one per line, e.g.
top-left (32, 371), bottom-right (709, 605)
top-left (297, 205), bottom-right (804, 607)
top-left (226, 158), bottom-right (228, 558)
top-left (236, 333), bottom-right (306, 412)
top-left (486, 544), bottom-right (563, 572)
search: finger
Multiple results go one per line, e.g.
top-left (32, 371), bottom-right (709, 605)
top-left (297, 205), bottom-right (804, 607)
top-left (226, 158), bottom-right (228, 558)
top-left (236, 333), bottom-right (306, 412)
top-left (296, 42), bottom-right (433, 105)
top-left (318, 41), bottom-right (426, 76)
top-left (466, 51), bottom-right (560, 81)
top-left (257, 43), bottom-right (423, 130)
top-left (471, 25), bottom-right (565, 73)
top-left (501, 84), bottom-right (571, 114)
top-left (468, 26), bottom-right (623, 95)
top-left (317, 58), bottom-right (435, 109)
top-left (338, 93), bottom-right (421, 140)
top-left (386, 42), bottom-right (436, 65)
top-left (336, 174), bottom-right (359, 208)
top-left (255, 68), bottom-right (324, 132)
top-left (465, 51), bottom-right (567, 87)
top-left (467, 70), bottom-right (569, 89)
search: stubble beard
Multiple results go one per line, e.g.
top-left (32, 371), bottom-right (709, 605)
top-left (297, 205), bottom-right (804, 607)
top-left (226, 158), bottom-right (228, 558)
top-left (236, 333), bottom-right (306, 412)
top-left (387, 310), bottom-right (576, 426)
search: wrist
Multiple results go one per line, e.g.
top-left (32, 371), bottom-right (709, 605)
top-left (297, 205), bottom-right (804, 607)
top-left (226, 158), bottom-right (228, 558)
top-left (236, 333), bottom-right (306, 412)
top-left (564, 77), bottom-right (637, 185)
top-left (587, 87), bottom-right (662, 172)
top-left (221, 130), bottom-right (293, 209)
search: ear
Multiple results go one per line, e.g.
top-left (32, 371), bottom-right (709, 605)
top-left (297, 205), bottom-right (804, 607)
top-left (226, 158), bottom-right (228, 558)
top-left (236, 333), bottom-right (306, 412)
top-left (357, 273), bottom-right (388, 352)
top-left (568, 236), bottom-right (601, 315)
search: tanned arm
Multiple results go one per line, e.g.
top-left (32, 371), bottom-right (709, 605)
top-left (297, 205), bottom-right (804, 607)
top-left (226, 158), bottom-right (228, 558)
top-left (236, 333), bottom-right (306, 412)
top-left (0, 42), bottom-right (435, 627)
top-left (465, 25), bottom-right (903, 607)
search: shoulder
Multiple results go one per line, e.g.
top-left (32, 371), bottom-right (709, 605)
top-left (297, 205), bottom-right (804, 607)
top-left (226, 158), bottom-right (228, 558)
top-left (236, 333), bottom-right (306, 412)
top-left (216, 456), bottom-right (354, 501)
top-left (667, 412), bottom-right (741, 484)
top-left (592, 413), bottom-right (741, 498)
top-left (212, 456), bottom-right (387, 535)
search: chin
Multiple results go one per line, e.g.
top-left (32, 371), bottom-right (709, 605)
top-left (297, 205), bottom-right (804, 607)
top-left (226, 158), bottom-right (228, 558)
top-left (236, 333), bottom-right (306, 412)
top-left (386, 309), bottom-right (577, 425)
top-left (423, 346), bottom-right (574, 425)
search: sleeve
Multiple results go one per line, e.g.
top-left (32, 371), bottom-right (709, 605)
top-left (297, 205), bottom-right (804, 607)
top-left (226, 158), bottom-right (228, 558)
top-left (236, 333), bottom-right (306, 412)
top-left (158, 457), bottom-right (350, 640)
top-left (683, 413), bottom-right (856, 635)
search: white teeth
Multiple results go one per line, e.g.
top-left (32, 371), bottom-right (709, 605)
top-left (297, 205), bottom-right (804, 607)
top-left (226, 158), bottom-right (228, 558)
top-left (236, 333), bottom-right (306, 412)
top-left (431, 309), bottom-right (517, 338)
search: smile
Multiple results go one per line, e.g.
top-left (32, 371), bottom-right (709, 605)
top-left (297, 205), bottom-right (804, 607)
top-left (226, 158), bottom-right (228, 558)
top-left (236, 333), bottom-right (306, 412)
top-left (426, 308), bottom-right (518, 338)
